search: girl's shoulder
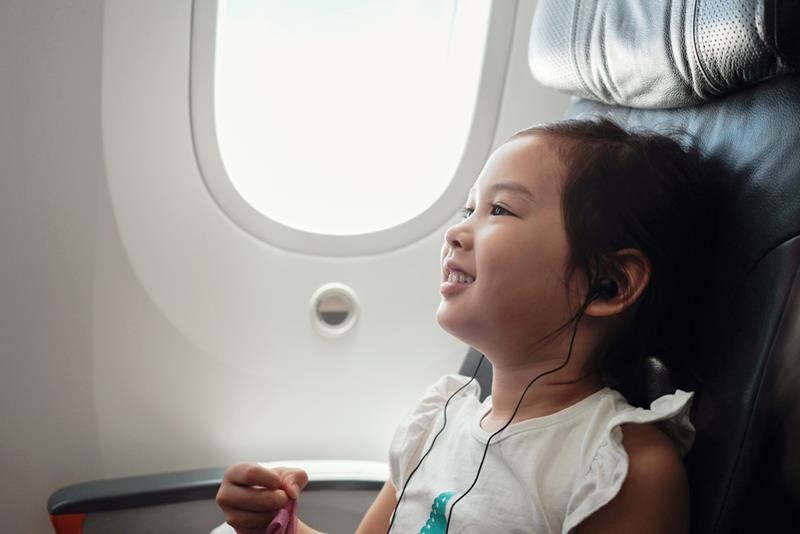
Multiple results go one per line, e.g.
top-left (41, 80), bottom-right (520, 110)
top-left (401, 373), bottom-right (482, 426)
top-left (561, 388), bottom-right (695, 534)
top-left (423, 373), bottom-right (482, 400)
top-left (601, 387), bottom-right (695, 457)
top-left (391, 373), bottom-right (481, 445)
top-left (387, 374), bottom-right (480, 498)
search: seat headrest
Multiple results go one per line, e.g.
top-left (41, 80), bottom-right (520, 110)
top-left (529, 0), bottom-right (800, 108)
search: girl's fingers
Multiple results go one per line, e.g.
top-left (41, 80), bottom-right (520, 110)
top-left (217, 482), bottom-right (290, 513)
top-left (277, 468), bottom-right (309, 499)
top-left (222, 506), bottom-right (276, 532)
top-left (224, 463), bottom-right (283, 489)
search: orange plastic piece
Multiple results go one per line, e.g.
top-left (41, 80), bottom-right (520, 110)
top-left (49, 513), bottom-right (86, 534)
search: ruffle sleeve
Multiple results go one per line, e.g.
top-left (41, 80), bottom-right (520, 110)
top-left (388, 374), bottom-right (480, 499)
top-left (561, 389), bottom-right (695, 534)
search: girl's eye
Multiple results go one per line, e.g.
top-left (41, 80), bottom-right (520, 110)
top-left (459, 204), bottom-right (512, 219)
top-left (490, 204), bottom-right (511, 216)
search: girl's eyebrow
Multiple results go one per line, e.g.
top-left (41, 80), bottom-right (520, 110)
top-left (468, 181), bottom-right (536, 202)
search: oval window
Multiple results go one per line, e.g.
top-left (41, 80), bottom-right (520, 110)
top-left (214, 0), bottom-right (492, 236)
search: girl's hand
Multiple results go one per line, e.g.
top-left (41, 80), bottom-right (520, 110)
top-left (216, 462), bottom-right (309, 534)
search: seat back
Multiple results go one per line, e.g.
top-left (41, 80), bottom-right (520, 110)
top-left (566, 74), bottom-right (800, 534)
top-left (462, 1), bottom-right (800, 531)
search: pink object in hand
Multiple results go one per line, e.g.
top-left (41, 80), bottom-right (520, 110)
top-left (267, 498), bottom-right (298, 534)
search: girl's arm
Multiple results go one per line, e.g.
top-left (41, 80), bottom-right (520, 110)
top-left (573, 423), bottom-right (689, 534)
top-left (354, 480), bottom-right (399, 534)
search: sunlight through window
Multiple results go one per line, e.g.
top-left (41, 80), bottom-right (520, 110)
top-left (214, 0), bottom-right (491, 235)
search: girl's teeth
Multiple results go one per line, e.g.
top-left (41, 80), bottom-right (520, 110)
top-left (448, 271), bottom-right (474, 283)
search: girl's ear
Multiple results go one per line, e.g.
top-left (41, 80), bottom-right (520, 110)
top-left (585, 248), bottom-right (651, 318)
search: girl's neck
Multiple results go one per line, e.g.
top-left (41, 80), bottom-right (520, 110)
top-left (481, 358), bottom-right (604, 430)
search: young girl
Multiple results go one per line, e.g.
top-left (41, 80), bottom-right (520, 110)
top-left (215, 116), bottom-right (703, 533)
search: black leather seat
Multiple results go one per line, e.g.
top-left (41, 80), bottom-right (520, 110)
top-left (463, 1), bottom-right (800, 532)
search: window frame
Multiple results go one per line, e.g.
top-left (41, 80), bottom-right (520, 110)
top-left (189, 0), bottom-right (518, 256)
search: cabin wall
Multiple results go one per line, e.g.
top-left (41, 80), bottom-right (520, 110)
top-left (0, 1), bottom-right (105, 532)
top-left (0, 1), bottom-right (569, 532)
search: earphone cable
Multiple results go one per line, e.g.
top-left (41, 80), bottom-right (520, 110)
top-left (444, 297), bottom-right (592, 532)
top-left (386, 353), bottom-right (486, 533)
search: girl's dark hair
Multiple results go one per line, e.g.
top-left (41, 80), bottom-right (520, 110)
top-left (512, 116), bottom-right (708, 402)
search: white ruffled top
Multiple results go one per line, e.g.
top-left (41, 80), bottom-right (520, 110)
top-left (388, 374), bottom-right (694, 533)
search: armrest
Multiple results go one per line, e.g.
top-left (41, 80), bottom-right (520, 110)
top-left (48, 460), bottom-right (388, 534)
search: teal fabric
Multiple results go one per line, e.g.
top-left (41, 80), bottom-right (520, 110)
top-left (417, 491), bottom-right (457, 533)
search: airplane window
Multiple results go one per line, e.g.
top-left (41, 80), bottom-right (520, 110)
top-left (213, 0), bottom-right (492, 235)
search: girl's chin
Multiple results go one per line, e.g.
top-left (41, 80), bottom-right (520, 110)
top-left (436, 306), bottom-right (478, 340)
top-left (435, 306), bottom-right (456, 333)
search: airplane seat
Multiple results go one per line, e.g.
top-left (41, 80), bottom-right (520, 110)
top-left (47, 0), bottom-right (800, 533)
top-left (519, 0), bottom-right (800, 532)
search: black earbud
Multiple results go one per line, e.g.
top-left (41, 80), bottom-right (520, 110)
top-left (588, 278), bottom-right (618, 301)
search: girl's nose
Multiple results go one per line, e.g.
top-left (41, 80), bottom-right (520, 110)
top-left (445, 220), bottom-right (471, 249)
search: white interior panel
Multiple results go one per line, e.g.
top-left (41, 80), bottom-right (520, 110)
top-left (0, 0), bottom-right (569, 530)
top-left (100, 0), bottom-right (472, 467)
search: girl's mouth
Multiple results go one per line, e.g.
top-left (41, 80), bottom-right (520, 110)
top-left (445, 270), bottom-right (475, 283)
top-left (440, 271), bottom-right (475, 296)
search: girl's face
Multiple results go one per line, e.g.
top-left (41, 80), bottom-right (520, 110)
top-left (436, 133), bottom-right (580, 361)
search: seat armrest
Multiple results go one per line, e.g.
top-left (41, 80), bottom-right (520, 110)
top-left (48, 460), bottom-right (389, 533)
top-left (48, 466), bottom-right (227, 516)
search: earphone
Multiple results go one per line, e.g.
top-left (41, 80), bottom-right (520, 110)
top-left (387, 278), bottom-right (617, 532)
top-left (588, 277), bottom-right (618, 301)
